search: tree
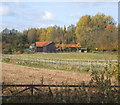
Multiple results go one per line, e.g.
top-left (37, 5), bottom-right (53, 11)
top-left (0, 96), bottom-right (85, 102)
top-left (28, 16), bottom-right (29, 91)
top-left (10, 29), bottom-right (18, 35)
top-left (36, 28), bottom-right (40, 41)
top-left (46, 26), bottom-right (54, 41)
top-left (23, 30), bottom-right (28, 36)
top-left (91, 13), bottom-right (115, 31)
top-left (39, 28), bottom-right (47, 41)
top-left (67, 24), bottom-right (76, 44)
top-left (2, 28), bottom-right (11, 35)
top-left (46, 26), bottom-right (64, 43)
top-left (76, 15), bottom-right (92, 43)
top-left (76, 13), bottom-right (116, 49)
top-left (105, 24), bottom-right (116, 30)
top-left (55, 26), bottom-right (64, 43)
top-left (27, 28), bottom-right (36, 44)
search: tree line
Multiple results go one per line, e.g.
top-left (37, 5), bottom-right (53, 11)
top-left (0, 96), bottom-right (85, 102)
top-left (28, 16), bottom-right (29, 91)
top-left (0, 13), bottom-right (118, 54)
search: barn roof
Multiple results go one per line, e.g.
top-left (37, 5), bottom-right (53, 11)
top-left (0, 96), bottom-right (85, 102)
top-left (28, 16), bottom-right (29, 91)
top-left (56, 44), bottom-right (81, 48)
top-left (65, 44), bottom-right (81, 48)
top-left (35, 42), bottom-right (53, 47)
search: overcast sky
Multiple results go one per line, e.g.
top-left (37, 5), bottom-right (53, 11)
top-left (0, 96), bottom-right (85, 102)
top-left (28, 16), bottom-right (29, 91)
top-left (0, 0), bottom-right (119, 32)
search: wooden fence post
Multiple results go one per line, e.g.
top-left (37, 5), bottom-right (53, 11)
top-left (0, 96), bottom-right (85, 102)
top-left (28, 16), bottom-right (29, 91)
top-left (30, 86), bottom-right (34, 96)
top-left (48, 87), bottom-right (53, 97)
top-left (41, 76), bottom-right (44, 85)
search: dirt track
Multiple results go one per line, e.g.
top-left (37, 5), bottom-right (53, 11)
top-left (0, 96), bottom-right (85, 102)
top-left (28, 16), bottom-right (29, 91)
top-left (2, 62), bottom-right (91, 85)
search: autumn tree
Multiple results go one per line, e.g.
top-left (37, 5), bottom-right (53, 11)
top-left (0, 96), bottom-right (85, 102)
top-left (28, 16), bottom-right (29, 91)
top-left (76, 13), bottom-right (116, 49)
top-left (76, 15), bottom-right (92, 43)
top-left (39, 28), bottom-right (47, 41)
top-left (47, 26), bottom-right (64, 43)
top-left (27, 28), bottom-right (36, 44)
top-left (105, 24), bottom-right (116, 31)
top-left (46, 26), bottom-right (54, 41)
top-left (67, 24), bottom-right (76, 44)
top-left (35, 28), bottom-right (40, 41)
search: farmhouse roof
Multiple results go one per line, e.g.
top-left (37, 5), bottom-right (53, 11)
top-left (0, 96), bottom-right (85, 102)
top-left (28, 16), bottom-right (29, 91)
top-left (35, 42), bottom-right (53, 47)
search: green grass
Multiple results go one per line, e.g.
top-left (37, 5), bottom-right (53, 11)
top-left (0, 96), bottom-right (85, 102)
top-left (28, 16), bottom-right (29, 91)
top-left (4, 61), bottom-right (91, 74)
top-left (2, 52), bottom-right (118, 73)
top-left (4, 52), bottom-right (118, 60)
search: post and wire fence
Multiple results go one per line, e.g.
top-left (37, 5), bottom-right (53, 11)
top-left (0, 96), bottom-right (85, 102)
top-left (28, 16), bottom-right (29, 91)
top-left (1, 84), bottom-right (120, 97)
top-left (0, 84), bottom-right (120, 103)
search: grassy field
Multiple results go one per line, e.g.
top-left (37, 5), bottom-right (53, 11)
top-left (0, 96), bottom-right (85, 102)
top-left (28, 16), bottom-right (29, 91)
top-left (2, 52), bottom-right (118, 73)
top-left (4, 52), bottom-right (117, 60)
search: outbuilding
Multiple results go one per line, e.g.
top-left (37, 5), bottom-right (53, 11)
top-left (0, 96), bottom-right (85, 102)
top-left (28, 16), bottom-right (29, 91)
top-left (55, 43), bottom-right (81, 52)
top-left (79, 48), bottom-right (90, 53)
top-left (35, 41), bottom-right (56, 53)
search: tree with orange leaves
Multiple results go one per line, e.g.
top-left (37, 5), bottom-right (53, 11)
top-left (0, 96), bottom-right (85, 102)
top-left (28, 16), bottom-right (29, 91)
top-left (105, 24), bottom-right (116, 30)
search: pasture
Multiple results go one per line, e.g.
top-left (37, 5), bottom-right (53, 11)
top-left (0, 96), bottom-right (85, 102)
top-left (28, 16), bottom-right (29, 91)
top-left (2, 52), bottom-right (118, 73)
top-left (7, 52), bottom-right (117, 60)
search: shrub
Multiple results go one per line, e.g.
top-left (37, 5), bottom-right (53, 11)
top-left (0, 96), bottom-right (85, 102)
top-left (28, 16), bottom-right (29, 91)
top-left (2, 48), bottom-right (12, 54)
top-left (2, 58), bottom-right (10, 63)
top-left (105, 64), bottom-right (119, 80)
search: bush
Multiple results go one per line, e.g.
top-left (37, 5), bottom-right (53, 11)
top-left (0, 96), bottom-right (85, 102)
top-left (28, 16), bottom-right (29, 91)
top-left (105, 64), bottom-right (119, 79)
top-left (2, 58), bottom-right (10, 63)
top-left (2, 48), bottom-right (12, 54)
top-left (16, 50), bottom-right (24, 54)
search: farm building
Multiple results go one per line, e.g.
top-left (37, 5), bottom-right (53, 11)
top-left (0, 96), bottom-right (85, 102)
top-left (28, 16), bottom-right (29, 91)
top-left (56, 43), bottom-right (81, 52)
top-left (79, 48), bottom-right (90, 53)
top-left (29, 43), bottom-right (35, 49)
top-left (35, 41), bottom-right (56, 53)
